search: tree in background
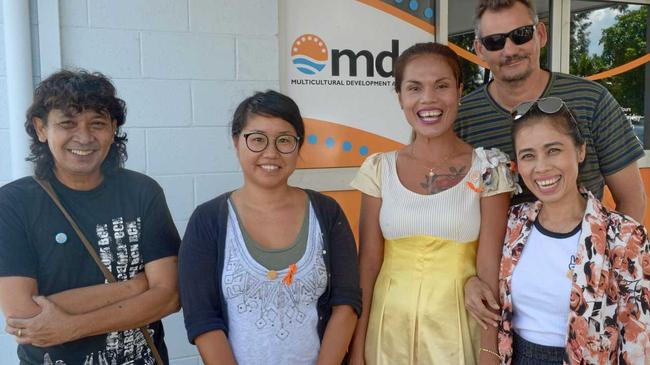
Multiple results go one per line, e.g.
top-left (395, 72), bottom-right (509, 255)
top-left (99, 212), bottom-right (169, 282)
top-left (599, 5), bottom-right (647, 115)
top-left (569, 5), bottom-right (647, 115)
top-left (570, 11), bottom-right (595, 76)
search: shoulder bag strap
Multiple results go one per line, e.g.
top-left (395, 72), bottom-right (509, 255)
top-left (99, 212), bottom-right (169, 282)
top-left (33, 177), bottom-right (165, 365)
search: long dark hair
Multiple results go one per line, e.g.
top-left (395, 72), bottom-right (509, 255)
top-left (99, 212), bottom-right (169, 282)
top-left (25, 70), bottom-right (128, 179)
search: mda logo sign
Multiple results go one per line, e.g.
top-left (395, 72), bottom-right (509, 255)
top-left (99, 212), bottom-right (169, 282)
top-left (291, 34), bottom-right (328, 75)
top-left (291, 34), bottom-right (400, 79)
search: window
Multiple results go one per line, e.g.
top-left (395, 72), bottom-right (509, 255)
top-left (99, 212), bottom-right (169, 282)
top-left (569, 1), bottom-right (649, 147)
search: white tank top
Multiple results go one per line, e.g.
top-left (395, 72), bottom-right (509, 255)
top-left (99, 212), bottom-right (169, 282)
top-left (222, 202), bottom-right (327, 365)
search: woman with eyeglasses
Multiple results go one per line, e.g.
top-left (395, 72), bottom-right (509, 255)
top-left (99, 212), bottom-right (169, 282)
top-left (466, 97), bottom-right (650, 364)
top-left (347, 43), bottom-right (517, 365)
top-left (178, 90), bottom-right (361, 365)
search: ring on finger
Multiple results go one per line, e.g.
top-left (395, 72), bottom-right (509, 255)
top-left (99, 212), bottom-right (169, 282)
top-left (17, 329), bottom-right (22, 337)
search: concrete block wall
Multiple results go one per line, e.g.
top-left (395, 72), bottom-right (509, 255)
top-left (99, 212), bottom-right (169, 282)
top-left (0, 1), bottom-right (279, 363)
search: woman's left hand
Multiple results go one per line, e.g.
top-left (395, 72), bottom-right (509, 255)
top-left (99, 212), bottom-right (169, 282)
top-left (464, 276), bottom-right (501, 329)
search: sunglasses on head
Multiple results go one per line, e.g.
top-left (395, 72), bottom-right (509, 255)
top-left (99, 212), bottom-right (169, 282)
top-left (479, 24), bottom-right (536, 51)
top-left (511, 97), bottom-right (574, 122)
top-left (512, 97), bottom-right (583, 145)
top-left (512, 96), bottom-right (578, 136)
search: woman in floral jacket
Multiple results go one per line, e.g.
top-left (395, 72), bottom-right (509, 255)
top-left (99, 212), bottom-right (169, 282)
top-left (466, 97), bottom-right (650, 364)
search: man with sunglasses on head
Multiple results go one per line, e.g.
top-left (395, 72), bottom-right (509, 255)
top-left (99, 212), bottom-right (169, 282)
top-left (455, 0), bottom-right (646, 222)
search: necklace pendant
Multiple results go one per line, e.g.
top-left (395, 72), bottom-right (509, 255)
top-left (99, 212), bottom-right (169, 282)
top-left (267, 270), bottom-right (277, 280)
top-left (428, 169), bottom-right (435, 177)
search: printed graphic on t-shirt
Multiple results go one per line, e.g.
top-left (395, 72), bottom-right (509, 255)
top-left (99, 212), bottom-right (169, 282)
top-left (43, 216), bottom-right (155, 365)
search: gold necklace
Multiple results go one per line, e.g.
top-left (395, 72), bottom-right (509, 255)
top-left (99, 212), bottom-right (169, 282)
top-left (410, 144), bottom-right (455, 177)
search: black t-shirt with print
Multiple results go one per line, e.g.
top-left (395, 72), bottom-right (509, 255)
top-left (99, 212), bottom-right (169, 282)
top-left (0, 169), bottom-right (180, 365)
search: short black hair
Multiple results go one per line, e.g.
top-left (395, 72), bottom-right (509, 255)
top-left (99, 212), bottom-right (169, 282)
top-left (25, 69), bottom-right (128, 179)
top-left (230, 90), bottom-right (305, 149)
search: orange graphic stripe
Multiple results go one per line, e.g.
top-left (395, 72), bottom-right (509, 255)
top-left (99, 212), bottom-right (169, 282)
top-left (586, 53), bottom-right (650, 81)
top-left (357, 0), bottom-right (648, 81)
top-left (448, 42), bottom-right (488, 69)
top-left (444, 49), bottom-right (650, 80)
top-left (355, 0), bottom-right (486, 69)
top-left (356, 0), bottom-right (435, 35)
top-left (298, 118), bottom-right (404, 169)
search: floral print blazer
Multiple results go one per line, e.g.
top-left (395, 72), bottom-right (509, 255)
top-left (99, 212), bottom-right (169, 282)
top-left (497, 190), bottom-right (650, 365)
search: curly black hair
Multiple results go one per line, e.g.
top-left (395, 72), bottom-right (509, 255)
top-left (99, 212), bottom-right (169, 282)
top-left (25, 70), bottom-right (128, 179)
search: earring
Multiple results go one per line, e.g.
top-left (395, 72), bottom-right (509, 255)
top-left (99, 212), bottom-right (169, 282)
top-left (458, 101), bottom-right (462, 107)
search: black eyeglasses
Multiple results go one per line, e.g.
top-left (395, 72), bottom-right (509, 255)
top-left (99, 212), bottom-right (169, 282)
top-left (242, 132), bottom-right (300, 154)
top-left (479, 24), bottom-right (536, 51)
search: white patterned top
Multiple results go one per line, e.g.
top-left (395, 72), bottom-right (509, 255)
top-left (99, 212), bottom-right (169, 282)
top-left (222, 201), bottom-right (328, 365)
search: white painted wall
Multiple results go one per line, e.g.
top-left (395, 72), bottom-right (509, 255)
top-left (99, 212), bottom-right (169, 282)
top-left (0, 3), bottom-right (11, 188)
top-left (0, 1), bottom-right (280, 364)
top-left (0, 13), bottom-right (14, 362)
top-left (0, 5), bottom-right (12, 357)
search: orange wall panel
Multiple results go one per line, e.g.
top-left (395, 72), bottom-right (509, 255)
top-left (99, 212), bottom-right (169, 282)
top-left (603, 168), bottom-right (650, 227)
top-left (321, 190), bottom-right (362, 248)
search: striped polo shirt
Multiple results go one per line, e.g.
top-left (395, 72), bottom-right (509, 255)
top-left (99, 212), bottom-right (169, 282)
top-left (455, 72), bottom-right (645, 203)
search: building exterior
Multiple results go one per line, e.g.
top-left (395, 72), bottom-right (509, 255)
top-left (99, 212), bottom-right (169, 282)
top-left (0, 1), bottom-right (648, 364)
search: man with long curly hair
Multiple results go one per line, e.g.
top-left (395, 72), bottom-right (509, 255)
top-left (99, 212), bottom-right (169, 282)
top-left (0, 70), bottom-right (180, 364)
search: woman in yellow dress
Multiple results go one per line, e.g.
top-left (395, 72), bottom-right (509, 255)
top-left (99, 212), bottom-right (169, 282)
top-left (347, 43), bottom-right (516, 365)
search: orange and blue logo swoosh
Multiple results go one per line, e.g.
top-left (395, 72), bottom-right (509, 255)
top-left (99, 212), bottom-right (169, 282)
top-left (291, 34), bottom-right (328, 75)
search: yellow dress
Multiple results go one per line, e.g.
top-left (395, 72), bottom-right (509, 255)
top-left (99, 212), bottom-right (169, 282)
top-left (350, 149), bottom-right (516, 365)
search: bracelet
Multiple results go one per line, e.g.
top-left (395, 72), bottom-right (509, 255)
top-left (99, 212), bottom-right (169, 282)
top-left (480, 347), bottom-right (502, 360)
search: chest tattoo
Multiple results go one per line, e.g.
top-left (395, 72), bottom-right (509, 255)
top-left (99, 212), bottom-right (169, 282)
top-left (420, 165), bottom-right (467, 195)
